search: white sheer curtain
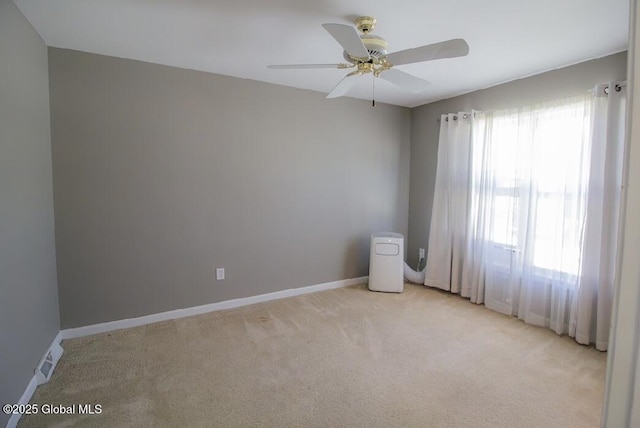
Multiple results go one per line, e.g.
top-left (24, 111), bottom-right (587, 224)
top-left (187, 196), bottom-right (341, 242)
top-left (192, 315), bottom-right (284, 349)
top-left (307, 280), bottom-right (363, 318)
top-left (480, 97), bottom-right (592, 334)
top-left (424, 86), bottom-right (626, 348)
top-left (571, 83), bottom-right (626, 350)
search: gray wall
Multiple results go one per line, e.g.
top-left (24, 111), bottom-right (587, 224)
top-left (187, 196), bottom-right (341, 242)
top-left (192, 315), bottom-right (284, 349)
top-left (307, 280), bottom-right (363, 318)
top-left (0, 0), bottom-right (60, 424)
top-left (407, 52), bottom-right (628, 267)
top-left (48, 48), bottom-right (411, 329)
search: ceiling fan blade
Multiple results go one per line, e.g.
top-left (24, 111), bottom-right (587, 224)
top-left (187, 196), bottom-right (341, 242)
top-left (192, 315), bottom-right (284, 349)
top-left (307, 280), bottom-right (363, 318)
top-left (326, 73), bottom-right (359, 99)
top-left (322, 23), bottom-right (370, 59)
top-left (267, 63), bottom-right (349, 70)
top-left (379, 68), bottom-right (431, 93)
top-left (386, 39), bottom-right (469, 66)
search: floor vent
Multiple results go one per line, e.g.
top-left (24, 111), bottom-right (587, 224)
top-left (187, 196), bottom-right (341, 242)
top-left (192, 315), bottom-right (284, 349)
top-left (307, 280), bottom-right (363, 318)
top-left (35, 341), bottom-right (63, 385)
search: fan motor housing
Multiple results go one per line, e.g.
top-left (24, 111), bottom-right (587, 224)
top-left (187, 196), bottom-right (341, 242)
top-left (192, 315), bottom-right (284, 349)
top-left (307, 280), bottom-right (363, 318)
top-left (343, 34), bottom-right (389, 62)
top-left (362, 34), bottom-right (388, 58)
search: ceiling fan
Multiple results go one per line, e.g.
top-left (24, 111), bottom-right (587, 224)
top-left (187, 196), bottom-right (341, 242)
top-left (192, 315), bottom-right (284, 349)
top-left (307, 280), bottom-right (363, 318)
top-left (268, 16), bottom-right (469, 100)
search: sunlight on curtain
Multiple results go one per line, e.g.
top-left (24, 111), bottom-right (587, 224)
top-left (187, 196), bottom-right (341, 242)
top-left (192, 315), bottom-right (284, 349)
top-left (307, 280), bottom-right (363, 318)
top-left (425, 86), bottom-right (626, 347)
top-left (477, 97), bottom-right (592, 332)
top-left (485, 104), bottom-right (590, 276)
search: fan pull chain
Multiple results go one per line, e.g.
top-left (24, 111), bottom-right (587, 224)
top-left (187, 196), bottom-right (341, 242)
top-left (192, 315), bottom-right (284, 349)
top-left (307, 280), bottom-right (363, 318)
top-left (372, 74), bottom-right (376, 107)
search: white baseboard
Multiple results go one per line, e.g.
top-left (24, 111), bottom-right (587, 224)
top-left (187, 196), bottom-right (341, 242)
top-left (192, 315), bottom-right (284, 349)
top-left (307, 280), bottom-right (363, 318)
top-left (6, 332), bottom-right (63, 428)
top-left (60, 276), bottom-right (368, 340)
top-left (5, 377), bottom-right (37, 428)
top-left (6, 277), bottom-right (368, 428)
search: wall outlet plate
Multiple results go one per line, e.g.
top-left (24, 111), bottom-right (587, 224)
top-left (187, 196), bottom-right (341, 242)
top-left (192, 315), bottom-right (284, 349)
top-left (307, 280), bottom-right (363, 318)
top-left (216, 268), bottom-right (225, 280)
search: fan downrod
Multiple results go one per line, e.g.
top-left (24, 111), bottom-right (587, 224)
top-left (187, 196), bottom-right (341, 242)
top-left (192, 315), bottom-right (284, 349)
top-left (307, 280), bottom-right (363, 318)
top-left (354, 16), bottom-right (376, 34)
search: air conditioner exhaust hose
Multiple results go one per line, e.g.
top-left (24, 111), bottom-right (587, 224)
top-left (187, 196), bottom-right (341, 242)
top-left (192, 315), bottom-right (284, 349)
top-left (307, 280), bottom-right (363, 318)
top-left (403, 261), bottom-right (425, 284)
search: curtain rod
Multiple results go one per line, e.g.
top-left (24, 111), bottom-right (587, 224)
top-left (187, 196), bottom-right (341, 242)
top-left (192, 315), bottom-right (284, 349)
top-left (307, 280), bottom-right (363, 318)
top-left (437, 81), bottom-right (628, 121)
top-left (587, 80), bottom-right (627, 95)
top-left (436, 112), bottom-right (479, 122)
top-left (604, 81), bottom-right (627, 94)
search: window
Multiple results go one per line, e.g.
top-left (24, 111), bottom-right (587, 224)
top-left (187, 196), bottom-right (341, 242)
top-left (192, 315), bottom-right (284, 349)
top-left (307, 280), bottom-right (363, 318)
top-left (473, 97), bottom-right (592, 278)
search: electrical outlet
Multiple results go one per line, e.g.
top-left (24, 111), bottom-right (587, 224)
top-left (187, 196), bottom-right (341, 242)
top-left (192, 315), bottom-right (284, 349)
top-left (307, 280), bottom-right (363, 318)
top-left (216, 268), bottom-right (225, 280)
top-left (419, 248), bottom-right (425, 259)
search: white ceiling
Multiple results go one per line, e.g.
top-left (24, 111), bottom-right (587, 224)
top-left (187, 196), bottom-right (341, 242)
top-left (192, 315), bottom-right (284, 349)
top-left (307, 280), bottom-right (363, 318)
top-left (14, 0), bottom-right (629, 108)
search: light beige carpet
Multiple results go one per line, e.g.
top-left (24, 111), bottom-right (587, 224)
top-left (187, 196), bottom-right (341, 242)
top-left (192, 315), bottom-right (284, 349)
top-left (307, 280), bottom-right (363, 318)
top-left (20, 283), bottom-right (606, 427)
